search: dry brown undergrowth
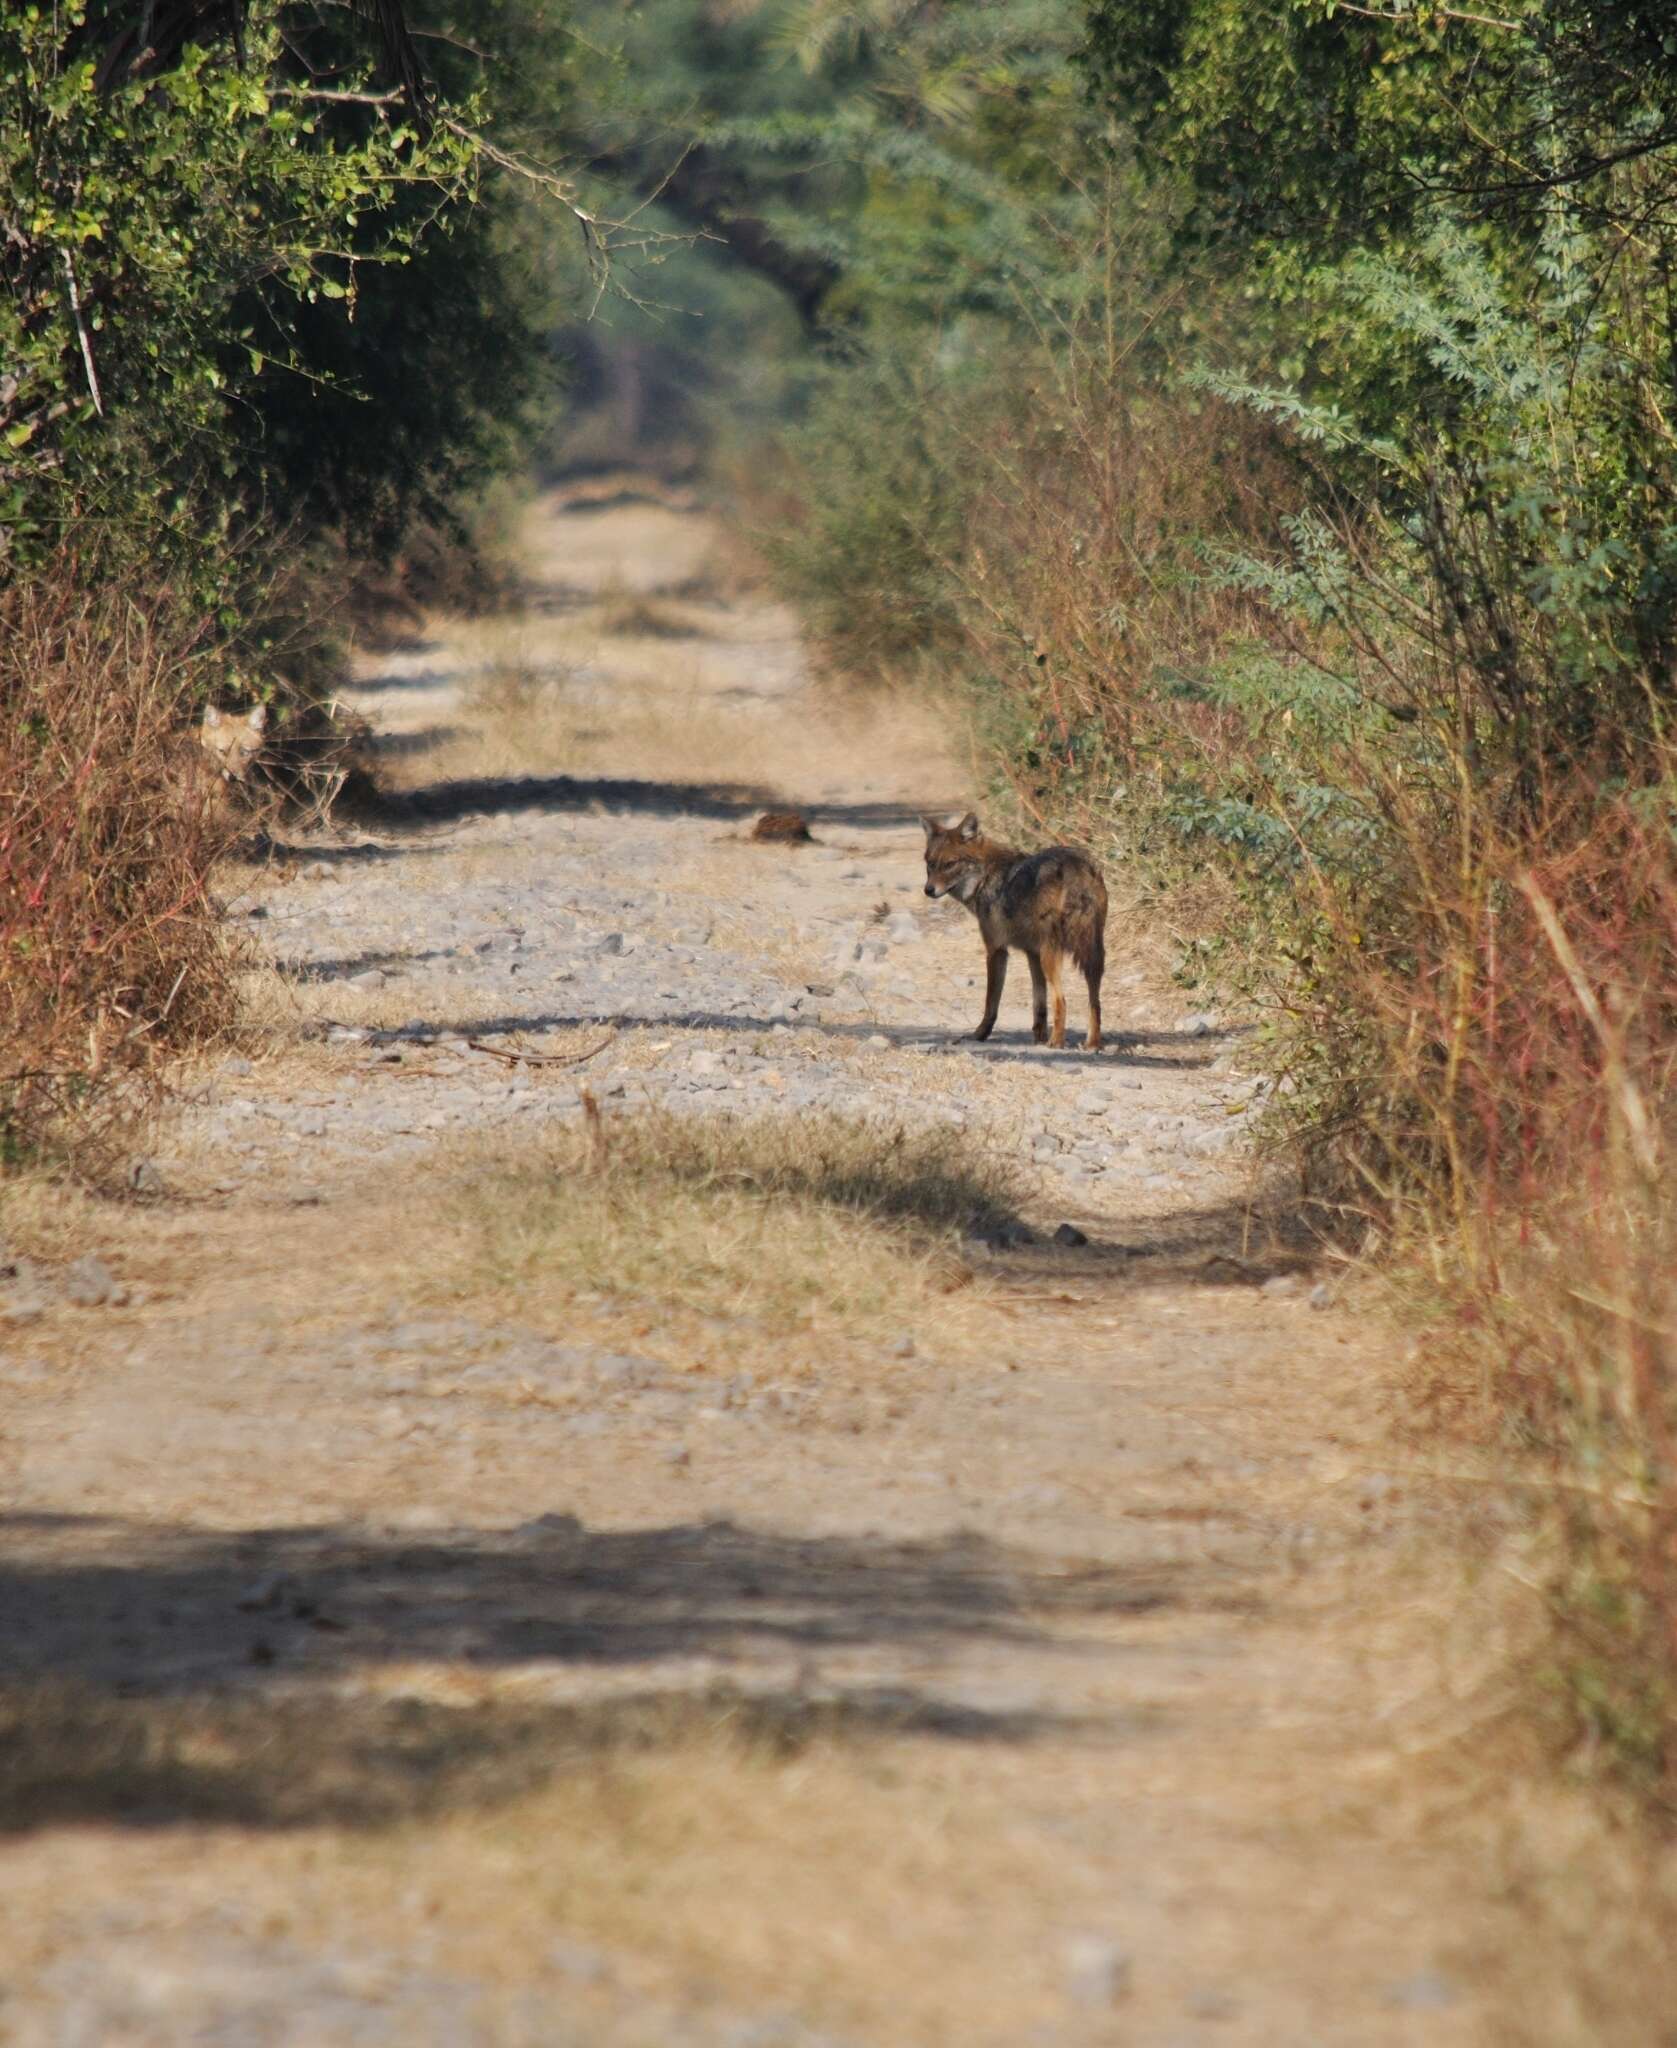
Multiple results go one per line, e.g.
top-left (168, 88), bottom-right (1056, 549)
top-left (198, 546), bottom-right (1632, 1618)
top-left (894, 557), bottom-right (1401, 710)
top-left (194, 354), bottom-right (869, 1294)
top-left (0, 570), bottom-right (246, 1178)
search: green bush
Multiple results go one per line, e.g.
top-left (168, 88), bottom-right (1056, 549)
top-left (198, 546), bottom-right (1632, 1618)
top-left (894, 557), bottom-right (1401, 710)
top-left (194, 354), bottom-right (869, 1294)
top-left (757, 354), bottom-right (979, 670)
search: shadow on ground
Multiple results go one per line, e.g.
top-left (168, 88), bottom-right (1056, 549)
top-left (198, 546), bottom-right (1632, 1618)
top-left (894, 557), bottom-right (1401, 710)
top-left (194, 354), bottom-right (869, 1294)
top-left (365, 770), bottom-right (941, 833)
top-left (0, 1517), bottom-right (1199, 1833)
top-left (342, 1004), bottom-right (1231, 1077)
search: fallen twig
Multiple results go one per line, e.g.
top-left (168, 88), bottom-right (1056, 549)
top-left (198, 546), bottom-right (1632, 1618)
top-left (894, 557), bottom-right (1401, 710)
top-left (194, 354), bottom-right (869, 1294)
top-left (464, 1028), bottom-right (616, 1069)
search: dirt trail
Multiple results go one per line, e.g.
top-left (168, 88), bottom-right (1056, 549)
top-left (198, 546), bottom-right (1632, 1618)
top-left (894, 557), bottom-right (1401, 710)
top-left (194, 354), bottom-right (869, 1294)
top-left (0, 493), bottom-right (1595, 2044)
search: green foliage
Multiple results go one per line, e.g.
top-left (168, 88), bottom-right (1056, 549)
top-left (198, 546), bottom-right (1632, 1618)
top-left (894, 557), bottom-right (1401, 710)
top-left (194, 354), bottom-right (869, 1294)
top-left (1081, 1), bottom-right (1677, 261)
top-left (759, 352), bottom-right (974, 668)
top-left (1080, 4), bottom-right (1677, 770)
top-left (230, 0), bottom-right (576, 562)
top-left (559, 0), bottom-right (1112, 361)
top-left (0, 0), bottom-right (479, 584)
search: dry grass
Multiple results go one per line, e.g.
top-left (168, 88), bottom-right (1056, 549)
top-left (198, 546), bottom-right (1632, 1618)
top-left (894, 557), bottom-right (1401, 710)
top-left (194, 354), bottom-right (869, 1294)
top-left (0, 1162), bottom-right (116, 1267)
top-left (1334, 787), bottom-right (1677, 1804)
top-left (0, 1676), bottom-right (916, 1835)
top-left (449, 1107), bottom-right (1019, 1340)
top-left (0, 1677), bottom-right (1101, 2045)
top-left (399, 1734), bottom-right (1087, 2045)
top-left (0, 566), bottom-right (247, 1174)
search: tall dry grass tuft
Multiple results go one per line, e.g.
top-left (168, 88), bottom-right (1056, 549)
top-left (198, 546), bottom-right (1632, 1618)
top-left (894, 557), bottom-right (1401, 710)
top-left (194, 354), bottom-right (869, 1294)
top-left (450, 1108), bottom-right (1020, 1340)
top-left (0, 567), bottom-right (243, 1170)
top-left (1288, 772), bottom-right (1677, 1794)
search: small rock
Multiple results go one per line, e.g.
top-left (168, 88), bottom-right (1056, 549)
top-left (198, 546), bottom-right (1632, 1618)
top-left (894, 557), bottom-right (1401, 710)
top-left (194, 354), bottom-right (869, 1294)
top-left (1308, 1281), bottom-right (1334, 1310)
top-left (1074, 1089), bottom-right (1110, 1115)
top-left (865, 1034), bottom-right (890, 1049)
top-left (382, 1504), bottom-right (451, 1533)
top-left (301, 859), bottom-right (333, 880)
top-left (1383, 1970), bottom-right (1459, 2012)
top-left (296, 1113), bottom-right (328, 1137)
top-left (549, 1938), bottom-right (614, 1986)
top-left (1063, 1935), bottom-right (1132, 2008)
top-left (0, 1355), bottom-right (53, 1386)
top-left (128, 1158), bottom-right (165, 1196)
top-left (1261, 1273), bottom-right (1300, 1298)
top-left (1182, 1012), bottom-right (1218, 1037)
top-left (346, 968), bottom-right (385, 990)
top-left (513, 1512), bottom-right (584, 1542)
top-left (223, 1055), bottom-right (254, 1077)
top-left (64, 1254), bottom-right (124, 1307)
top-left (1052, 1223), bottom-right (1088, 1248)
top-left (236, 1572), bottom-right (300, 1613)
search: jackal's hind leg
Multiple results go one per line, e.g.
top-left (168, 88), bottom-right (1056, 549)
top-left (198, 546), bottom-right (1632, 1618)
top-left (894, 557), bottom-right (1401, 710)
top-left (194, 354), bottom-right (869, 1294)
top-left (1041, 947), bottom-right (1068, 1048)
top-left (1026, 950), bottom-right (1048, 1042)
top-left (1084, 936), bottom-right (1105, 1051)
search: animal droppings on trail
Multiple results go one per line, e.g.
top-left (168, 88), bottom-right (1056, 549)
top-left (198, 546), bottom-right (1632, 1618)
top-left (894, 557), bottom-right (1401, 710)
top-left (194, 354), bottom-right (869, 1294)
top-left (751, 810), bottom-right (814, 844)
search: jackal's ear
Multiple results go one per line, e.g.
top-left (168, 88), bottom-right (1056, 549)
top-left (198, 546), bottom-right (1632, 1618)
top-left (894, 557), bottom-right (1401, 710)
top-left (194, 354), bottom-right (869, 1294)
top-left (202, 703), bottom-right (224, 729)
top-left (919, 814), bottom-right (942, 842)
top-left (956, 812), bottom-right (980, 840)
top-left (245, 704), bottom-right (268, 733)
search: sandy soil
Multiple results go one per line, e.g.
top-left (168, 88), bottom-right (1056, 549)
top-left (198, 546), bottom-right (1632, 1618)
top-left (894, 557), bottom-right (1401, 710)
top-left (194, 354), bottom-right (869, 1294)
top-left (0, 491), bottom-right (1656, 2046)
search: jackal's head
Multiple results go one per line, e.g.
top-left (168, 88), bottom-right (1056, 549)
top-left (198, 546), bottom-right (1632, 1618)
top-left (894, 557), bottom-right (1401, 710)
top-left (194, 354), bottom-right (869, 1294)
top-left (921, 812), bottom-right (985, 903)
top-left (198, 702), bottom-right (268, 782)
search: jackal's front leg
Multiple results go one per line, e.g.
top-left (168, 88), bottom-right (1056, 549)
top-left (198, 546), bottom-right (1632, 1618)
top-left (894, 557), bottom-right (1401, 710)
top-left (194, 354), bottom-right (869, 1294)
top-left (971, 946), bottom-right (1008, 1039)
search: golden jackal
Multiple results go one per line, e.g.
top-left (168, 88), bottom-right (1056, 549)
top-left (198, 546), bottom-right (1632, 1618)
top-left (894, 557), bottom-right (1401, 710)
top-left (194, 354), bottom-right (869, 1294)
top-left (195, 702), bottom-right (268, 783)
top-left (921, 812), bottom-right (1108, 1050)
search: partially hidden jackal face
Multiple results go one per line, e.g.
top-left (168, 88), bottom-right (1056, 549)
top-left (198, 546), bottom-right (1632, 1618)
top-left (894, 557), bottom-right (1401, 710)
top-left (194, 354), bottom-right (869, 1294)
top-left (921, 811), bottom-right (987, 903)
top-left (197, 702), bottom-right (268, 783)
